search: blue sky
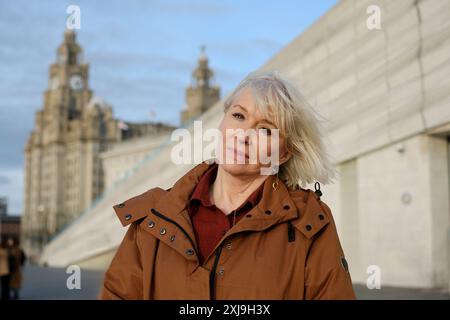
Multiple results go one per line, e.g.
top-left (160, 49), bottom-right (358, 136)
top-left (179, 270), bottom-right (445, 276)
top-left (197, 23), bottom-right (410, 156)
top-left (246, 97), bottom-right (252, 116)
top-left (0, 0), bottom-right (337, 215)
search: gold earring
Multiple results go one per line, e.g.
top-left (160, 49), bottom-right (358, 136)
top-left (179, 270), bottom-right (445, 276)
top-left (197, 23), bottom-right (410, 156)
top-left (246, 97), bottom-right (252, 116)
top-left (272, 178), bottom-right (279, 190)
top-left (272, 165), bottom-right (279, 190)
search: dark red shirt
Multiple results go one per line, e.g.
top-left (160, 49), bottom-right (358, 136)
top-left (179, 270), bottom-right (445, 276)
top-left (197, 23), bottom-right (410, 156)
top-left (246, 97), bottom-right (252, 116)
top-left (188, 164), bottom-right (264, 265)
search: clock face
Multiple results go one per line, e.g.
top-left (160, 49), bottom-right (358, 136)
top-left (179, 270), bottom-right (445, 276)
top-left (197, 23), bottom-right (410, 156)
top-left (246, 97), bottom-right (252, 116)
top-left (50, 76), bottom-right (59, 90)
top-left (69, 75), bottom-right (84, 91)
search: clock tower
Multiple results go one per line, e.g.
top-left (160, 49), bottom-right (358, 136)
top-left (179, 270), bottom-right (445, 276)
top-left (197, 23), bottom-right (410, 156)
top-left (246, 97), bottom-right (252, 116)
top-left (48, 30), bottom-right (92, 122)
top-left (22, 30), bottom-right (121, 260)
top-left (180, 46), bottom-right (220, 125)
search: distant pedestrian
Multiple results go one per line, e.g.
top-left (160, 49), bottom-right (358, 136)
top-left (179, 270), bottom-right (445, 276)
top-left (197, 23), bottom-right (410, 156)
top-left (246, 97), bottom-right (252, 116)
top-left (8, 238), bottom-right (26, 300)
top-left (0, 238), bottom-right (10, 300)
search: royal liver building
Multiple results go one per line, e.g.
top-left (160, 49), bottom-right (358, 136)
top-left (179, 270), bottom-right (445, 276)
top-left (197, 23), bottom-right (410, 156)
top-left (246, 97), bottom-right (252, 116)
top-left (21, 31), bottom-right (172, 260)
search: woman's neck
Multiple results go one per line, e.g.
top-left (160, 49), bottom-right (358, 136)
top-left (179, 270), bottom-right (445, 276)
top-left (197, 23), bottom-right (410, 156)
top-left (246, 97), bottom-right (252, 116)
top-left (210, 165), bottom-right (268, 215)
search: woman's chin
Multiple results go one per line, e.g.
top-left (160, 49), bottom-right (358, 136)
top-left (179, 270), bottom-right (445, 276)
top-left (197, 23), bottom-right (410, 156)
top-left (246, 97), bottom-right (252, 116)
top-left (220, 162), bottom-right (261, 176)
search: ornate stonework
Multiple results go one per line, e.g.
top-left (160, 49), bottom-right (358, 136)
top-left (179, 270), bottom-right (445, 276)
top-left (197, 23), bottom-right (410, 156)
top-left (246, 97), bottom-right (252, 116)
top-left (180, 46), bottom-right (220, 125)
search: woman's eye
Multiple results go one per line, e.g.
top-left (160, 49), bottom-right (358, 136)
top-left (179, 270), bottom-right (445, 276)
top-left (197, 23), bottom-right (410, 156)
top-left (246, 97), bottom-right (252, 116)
top-left (232, 112), bottom-right (245, 120)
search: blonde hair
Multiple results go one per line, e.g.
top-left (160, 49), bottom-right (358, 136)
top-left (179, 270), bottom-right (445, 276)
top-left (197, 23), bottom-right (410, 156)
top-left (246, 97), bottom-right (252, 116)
top-left (223, 70), bottom-right (336, 189)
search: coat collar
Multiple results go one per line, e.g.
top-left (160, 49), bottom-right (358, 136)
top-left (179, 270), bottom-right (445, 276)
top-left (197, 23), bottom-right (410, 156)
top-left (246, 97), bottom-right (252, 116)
top-left (151, 159), bottom-right (299, 233)
top-left (151, 159), bottom-right (330, 237)
top-left (113, 159), bottom-right (331, 265)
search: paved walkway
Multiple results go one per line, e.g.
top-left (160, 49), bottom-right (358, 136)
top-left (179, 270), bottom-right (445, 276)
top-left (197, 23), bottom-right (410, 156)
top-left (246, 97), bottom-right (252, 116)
top-left (353, 284), bottom-right (449, 300)
top-left (20, 264), bottom-right (104, 300)
top-left (16, 264), bottom-right (450, 300)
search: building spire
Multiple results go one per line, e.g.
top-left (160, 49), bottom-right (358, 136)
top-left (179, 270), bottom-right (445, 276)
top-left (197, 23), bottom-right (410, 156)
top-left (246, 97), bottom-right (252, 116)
top-left (192, 45), bottom-right (213, 87)
top-left (199, 44), bottom-right (207, 61)
top-left (181, 46), bottom-right (220, 125)
top-left (57, 30), bottom-right (82, 65)
top-left (64, 29), bottom-right (76, 43)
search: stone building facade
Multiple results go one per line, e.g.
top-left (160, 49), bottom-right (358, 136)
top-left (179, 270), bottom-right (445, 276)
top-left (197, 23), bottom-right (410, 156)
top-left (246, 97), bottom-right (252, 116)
top-left (21, 31), bottom-right (165, 261)
top-left (180, 47), bottom-right (220, 125)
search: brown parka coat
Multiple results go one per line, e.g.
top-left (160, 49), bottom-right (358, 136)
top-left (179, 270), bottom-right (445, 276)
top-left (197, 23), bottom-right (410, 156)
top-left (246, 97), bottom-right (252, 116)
top-left (100, 160), bottom-right (356, 300)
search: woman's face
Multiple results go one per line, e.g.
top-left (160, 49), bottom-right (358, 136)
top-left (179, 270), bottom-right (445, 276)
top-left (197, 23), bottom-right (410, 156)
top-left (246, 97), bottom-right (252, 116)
top-left (217, 87), bottom-right (291, 177)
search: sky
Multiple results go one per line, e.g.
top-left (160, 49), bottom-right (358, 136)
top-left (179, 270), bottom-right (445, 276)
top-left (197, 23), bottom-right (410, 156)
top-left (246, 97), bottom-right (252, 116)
top-left (0, 0), bottom-right (337, 215)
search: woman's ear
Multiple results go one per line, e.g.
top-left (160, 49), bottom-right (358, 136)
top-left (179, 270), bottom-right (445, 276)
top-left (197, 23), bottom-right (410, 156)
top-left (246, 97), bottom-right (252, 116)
top-left (279, 150), bottom-right (292, 165)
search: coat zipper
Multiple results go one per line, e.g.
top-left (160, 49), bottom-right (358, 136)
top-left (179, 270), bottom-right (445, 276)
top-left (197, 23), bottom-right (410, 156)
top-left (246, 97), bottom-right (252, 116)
top-left (209, 209), bottom-right (238, 300)
top-left (150, 208), bottom-right (198, 256)
top-left (209, 242), bottom-right (224, 300)
top-left (150, 207), bottom-right (228, 300)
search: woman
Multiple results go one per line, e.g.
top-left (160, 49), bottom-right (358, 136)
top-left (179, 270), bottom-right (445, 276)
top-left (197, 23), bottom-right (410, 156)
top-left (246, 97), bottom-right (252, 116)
top-left (100, 71), bottom-right (356, 300)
